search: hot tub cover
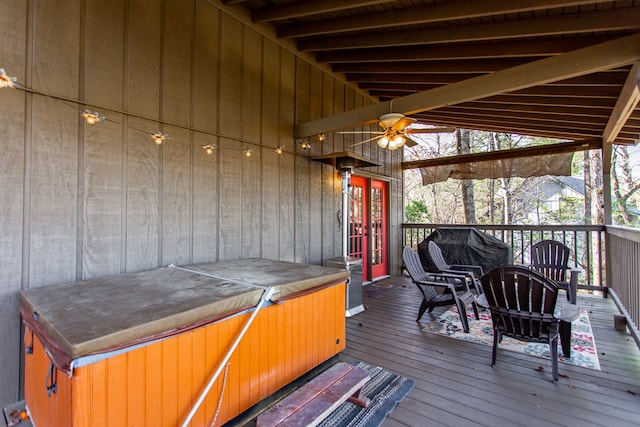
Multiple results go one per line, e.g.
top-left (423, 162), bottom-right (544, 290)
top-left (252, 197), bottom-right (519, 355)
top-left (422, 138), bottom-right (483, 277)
top-left (418, 228), bottom-right (512, 274)
top-left (20, 258), bottom-right (349, 372)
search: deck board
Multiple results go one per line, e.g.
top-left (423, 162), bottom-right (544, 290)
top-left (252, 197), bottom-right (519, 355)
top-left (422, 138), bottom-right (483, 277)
top-left (340, 275), bottom-right (640, 427)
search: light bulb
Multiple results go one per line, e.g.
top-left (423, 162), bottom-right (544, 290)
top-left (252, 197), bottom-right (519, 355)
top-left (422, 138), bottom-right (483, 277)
top-left (388, 135), bottom-right (405, 150)
top-left (244, 148), bottom-right (252, 157)
top-left (0, 69), bottom-right (17, 88)
top-left (81, 110), bottom-right (104, 125)
top-left (275, 146), bottom-right (284, 154)
top-left (301, 141), bottom-right (311, 150)
top-left (377, 136), bottom-right (389, 148)
top-left (151, 132), bottom-right (166, 145)
top-left (201, 144), bottom-right (215, 155)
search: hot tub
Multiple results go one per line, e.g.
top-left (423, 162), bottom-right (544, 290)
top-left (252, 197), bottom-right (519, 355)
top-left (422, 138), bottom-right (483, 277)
top-left (20, 258), bottom-right (349, 427)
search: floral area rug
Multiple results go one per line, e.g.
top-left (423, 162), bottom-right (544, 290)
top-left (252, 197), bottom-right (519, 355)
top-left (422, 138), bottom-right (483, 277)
top-left (423, 306), bottom-right (600, 371)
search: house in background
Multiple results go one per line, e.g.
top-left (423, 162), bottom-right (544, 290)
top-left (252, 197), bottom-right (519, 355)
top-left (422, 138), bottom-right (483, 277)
top-left (521, 176), bottom-right (587, 224)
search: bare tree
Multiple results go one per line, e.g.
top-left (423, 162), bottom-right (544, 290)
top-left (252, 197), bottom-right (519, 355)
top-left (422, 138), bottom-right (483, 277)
top-left (589, 151), bottom-right (605, 225)
top-left (583, 151), bottom-right (592, 223)
top-left (456, 129), bottom-right (476, 224)
top-left (611, 145), bottom-right (640, 225)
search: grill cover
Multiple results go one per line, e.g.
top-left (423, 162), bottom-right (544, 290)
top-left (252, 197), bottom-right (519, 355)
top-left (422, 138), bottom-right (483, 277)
top-left (418, 228), bottom-right (512, 274)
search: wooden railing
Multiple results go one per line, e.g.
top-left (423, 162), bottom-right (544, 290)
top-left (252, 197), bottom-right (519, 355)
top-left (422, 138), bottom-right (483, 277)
top-left (401, 223), bottom-right (606, 287)
top-left (606, 226), bottom-right (640, 342)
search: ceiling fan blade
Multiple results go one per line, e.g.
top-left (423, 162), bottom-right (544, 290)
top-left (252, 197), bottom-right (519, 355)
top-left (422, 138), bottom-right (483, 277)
top-left (390, 116), bottom-right (416, 131)
top-left (405, 126), bottom-right (457, 134)
top-left (404, 136), bottom-right (419, 147)
top-left (350, 134), bottom-right (383, 147)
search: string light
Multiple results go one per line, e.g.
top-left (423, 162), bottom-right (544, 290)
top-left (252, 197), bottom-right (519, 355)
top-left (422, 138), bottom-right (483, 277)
top-left (317, 134), bottom-right (325, 142)
top-left (201, 144), bottom-right (217, 154)
top-left (0, 67), bottom-right (300, 158)
top-left (301, 141), bottom-right (311, 150)
top-left (0, 68), bottom-right (17, 88)
top-left (81, 110), bottom-right (105, 125)
top-left (150, 132), bottom-right (167, 145)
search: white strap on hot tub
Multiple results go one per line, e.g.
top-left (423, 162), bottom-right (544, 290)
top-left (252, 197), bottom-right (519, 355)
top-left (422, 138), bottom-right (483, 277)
top-left (180, 285), bottom-right (276, 427)
top-left (168, 264), bottom-right (273, 291)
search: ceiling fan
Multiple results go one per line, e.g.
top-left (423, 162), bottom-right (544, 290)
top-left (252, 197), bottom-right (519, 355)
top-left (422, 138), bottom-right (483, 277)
top-left (342, 113), bottom-right (456, 150)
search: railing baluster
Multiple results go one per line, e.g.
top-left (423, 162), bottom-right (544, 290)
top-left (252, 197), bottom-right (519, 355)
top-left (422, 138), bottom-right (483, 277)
top-left (400, 223), bottom-right (606, 290)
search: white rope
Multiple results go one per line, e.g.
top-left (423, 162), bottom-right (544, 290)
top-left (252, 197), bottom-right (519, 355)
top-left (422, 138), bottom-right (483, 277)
top-left (209, 362), bottom-right (230, 427)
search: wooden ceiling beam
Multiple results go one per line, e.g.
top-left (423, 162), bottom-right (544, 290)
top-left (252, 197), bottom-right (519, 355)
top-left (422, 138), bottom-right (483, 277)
top-left (424, 105), bottom-right (615, 121)
top-left (402, 139), bottom-right (603, 170)
top-left (333, 58), bottom-right (534, 74)
top-left (346, 70), bottom-right (628, 85)
top-left (316, 35), bottom-right (615, 63)
top-left (346, 73), bottom-right (481, 84)
top-left (419, 112), bottom-right (609, 134)
top-left (252, 0), bottom-right (389, 23)
top-left (480, 95), bottom-right (616, 108)
top-left (363, 83), bottom-right (621, 98)
top-left (427, 104), bottom-right (614, 120)
top-left (278, 0), bottom-right (606, 38)
top-left (603, 63), bottom-right (640, 144)
top-left (413, 113), bottom-right (639, 142)
top-left (294, 34), bottom-right (640, 138)
top-left (298, 7), bottom-right (640, 51)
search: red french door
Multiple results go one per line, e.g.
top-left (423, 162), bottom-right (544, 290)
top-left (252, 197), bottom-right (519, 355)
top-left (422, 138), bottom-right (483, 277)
top-left (370, 179), bottom-right (388, 279)
top-left (349, 177), bottom-right (388, 281)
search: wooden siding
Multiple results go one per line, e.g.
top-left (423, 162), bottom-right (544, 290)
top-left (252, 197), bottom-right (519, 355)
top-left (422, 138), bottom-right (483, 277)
top-left (0, 0), bottom-right (403, 409)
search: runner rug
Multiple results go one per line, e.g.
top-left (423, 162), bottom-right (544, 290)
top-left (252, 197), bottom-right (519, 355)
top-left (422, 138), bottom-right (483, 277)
top-left (318, 362), bottom-right (415, 427)
top-left (423, 306), bottom-right (600, 371)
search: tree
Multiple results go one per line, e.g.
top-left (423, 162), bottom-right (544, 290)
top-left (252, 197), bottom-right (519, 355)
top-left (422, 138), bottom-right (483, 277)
top-left (611, 145), bottom-right (640, 226)
top-left (405, 200), bottom-right (429, 222)
top-left (457, 129), bottom-right (476, 223)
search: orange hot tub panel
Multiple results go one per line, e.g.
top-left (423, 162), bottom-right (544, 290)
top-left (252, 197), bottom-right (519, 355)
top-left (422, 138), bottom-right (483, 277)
top-left (20, 259), bottom-right (348, 427)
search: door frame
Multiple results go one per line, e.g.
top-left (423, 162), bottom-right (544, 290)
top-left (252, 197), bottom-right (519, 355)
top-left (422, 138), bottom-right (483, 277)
top-left (349, 175), bottom-right (390, 282)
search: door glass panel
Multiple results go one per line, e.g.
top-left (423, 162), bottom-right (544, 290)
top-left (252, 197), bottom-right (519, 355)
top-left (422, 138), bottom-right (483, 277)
top-left (350, 183), bottom-right (365, 260)
top-left (371, 187), bottom-right (383, 266)
top-left (370, 179), bottom-right (387, 279)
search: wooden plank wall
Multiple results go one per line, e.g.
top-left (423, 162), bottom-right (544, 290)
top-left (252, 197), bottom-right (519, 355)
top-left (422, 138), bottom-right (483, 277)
top-left (0, 0), bottom-right (404, 410)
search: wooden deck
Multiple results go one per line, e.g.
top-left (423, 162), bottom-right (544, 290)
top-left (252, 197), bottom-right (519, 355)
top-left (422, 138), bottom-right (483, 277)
top-left (339, 275), bottom-right (640, 427)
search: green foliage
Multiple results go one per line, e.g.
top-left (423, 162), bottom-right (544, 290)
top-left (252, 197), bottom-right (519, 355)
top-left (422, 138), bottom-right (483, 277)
top-left (405, 200), bottom-right (429, 222)
top-left (543, 197), bottom-right (586, 225)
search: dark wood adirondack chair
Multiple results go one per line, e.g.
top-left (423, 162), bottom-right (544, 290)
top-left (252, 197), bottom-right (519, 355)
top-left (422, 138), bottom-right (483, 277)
top-left (480, 265), bottom-right (579, 382)
top-left (428, 241), bottom-right (484, 295)
top-left (530, 240), bottom-right (579, 304)
top-left (403, 246), bottom-right (478, 332)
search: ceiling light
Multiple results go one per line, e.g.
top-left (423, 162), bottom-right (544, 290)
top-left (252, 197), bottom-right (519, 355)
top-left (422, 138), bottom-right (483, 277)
top-left (150, 132), bottom-right (167, 145)
top-left (81, 110), bottom-right (105, 125)
top-left (0, 69), bottom-right (17, 88)
top-left (388, 134), bottom-right (405, 150)
top-left (201, 144), bottom-right (217, 155)
top-left (377, 136), bottom-right (389, 149)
